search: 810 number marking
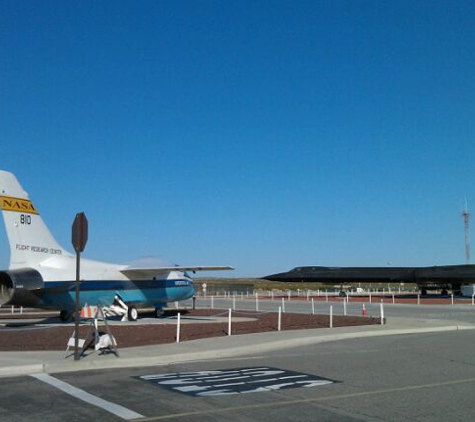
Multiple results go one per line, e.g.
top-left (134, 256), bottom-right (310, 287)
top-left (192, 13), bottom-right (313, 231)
top-left (20, 214), bottom-right (31, 225)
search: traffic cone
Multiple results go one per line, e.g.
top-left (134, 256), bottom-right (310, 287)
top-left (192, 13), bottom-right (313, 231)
top-left (80, 302), bottom-right (88, 318)
top-left (80, 303), bottom-right (98, 319)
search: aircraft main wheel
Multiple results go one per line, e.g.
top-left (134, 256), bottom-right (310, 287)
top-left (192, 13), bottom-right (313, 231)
top-left (154, 308), bottom-right (164, 318)
top-left (127, 306), bottom-right (138, 321)
top-left (59, 310), bottom-right (73, 322)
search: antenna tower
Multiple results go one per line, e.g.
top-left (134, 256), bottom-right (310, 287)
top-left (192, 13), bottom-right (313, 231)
top-left (462, 199), bottom-right (471, 264)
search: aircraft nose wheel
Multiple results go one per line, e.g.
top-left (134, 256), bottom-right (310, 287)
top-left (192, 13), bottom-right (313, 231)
top-left (154, 308), bottom-right (164, 318)
top-left (127, 306), bottom-right (138, 321)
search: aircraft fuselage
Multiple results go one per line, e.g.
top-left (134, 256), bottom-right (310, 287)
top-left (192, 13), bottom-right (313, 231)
top-left (263, 265), bottom-right (475, 291)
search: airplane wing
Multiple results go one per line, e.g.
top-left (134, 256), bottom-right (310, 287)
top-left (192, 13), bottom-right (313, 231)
top-left (120, 266), bottom-right (234, 279)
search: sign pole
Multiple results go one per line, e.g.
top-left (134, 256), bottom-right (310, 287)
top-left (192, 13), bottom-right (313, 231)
top-left (72, 212), bottom-right (88, 361)
top-left (74, 248), bottom-right (81, 360)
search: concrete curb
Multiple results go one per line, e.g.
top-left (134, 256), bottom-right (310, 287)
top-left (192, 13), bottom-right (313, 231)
top-left (0, 364), bottom-right (45, 378)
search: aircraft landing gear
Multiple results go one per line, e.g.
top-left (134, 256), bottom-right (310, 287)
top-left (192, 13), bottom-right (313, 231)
top-left (154, 308), bottom-right (164, 318)
top-left (103, 295), bottom-right (136, 321)
top-left (59, 310), bottom-right (73, 322)
top-left (127, 306), bottom-right (138, 322)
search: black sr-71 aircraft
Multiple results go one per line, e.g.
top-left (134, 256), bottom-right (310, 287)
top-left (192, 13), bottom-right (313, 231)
top-left (262, 265), bottom-right (475, 295)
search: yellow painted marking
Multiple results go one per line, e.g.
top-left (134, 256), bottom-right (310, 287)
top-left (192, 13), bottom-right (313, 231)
top-left (133, 376), bottom-right (475, 421)
top-left (0, 196), bottom-right (38, 214)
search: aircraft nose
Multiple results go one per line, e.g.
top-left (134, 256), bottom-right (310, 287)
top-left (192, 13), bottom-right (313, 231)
top-left (261, 272), bottom-right (287, 281)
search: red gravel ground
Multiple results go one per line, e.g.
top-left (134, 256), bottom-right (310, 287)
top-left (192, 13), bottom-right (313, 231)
top-left (0, 309), bottom-right (380, 351)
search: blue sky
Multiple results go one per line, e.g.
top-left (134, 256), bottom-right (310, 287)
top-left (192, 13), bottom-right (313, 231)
top-left (1, 1), bottom-right (475, 277)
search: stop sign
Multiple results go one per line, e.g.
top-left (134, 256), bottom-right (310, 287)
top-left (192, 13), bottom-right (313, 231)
top-left (72, 212), bottom-right (88, 253)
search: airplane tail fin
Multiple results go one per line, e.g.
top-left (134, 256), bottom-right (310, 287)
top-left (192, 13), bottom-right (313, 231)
top-left (0, 170), bottom-right (69, 269)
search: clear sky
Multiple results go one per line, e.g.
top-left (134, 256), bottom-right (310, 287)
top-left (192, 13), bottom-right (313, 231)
top-left (1, 1), bottom-right (475, 277)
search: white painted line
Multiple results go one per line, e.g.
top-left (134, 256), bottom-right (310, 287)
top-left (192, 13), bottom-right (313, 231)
top-left (30, 373), bottom-right (144, 420)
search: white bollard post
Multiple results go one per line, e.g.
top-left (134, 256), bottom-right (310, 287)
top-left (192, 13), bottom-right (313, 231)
top-left (451, 294), bottom-right (454, 305)
top-left (233, 296), bottom-right (236, 310)
top-left (282, 297), bottom-right (285, 313)
top-left (11, 306), bottom-right (14, 314)
top-left (211, 296), bottom-right (214, 309)
top-left (20, 306), bottom-right (23, 314)
top-left (176, 312), bottom-right (181, 343)
top-left (312, 298), bottom-right (315, 315)
top-left (255, 294), bottom-right (259, 311)
top-left (343, 300), bottom-right (347, 316)
top-left (330, 305), bottom-right (333, 328)
top-left (278, 306), bottom-right (282, 331)
top-left (392, 294), bottom-right (395, 304)
top-left (369, 292), bottom-right (372, 303)
top-left (271, 291), bottom-right (274, 301)
top-left (288, 290), bottom-right (291, 301)
top-left (417, 294), bottom-right (420, 305)
top-left (228, 308), bottom-right (232, 336)
top-left (325, 290), bottom-right (328, 302)
top-left (380, 303), bottom-right (385, 325)
top-left (472, 294), bottom-right (474, 306)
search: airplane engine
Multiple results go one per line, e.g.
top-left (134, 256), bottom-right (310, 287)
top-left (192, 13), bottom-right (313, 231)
top-left (0, 268), bottom-right (44, 307)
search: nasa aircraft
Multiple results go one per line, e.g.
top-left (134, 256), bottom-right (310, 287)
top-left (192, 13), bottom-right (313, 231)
top-left (0, 170), bottom-right (233, 321)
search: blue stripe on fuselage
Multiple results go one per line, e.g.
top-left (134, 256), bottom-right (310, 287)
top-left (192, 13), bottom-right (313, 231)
top-left (46, 279), bottom-right (189, 291)
top-left (36, 279), bottom-right (195, 310)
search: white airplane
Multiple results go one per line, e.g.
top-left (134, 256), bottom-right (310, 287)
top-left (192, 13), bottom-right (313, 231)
top-left (0, 170), bottom-right (233, 321)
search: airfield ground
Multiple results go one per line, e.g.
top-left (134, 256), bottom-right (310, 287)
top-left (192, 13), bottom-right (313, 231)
top-left (0, 290), bottom-right (473, 352)
top-left (1, 292), bottom-right (474, 421)
top-left (0, 308), bottom-right (379, 351)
